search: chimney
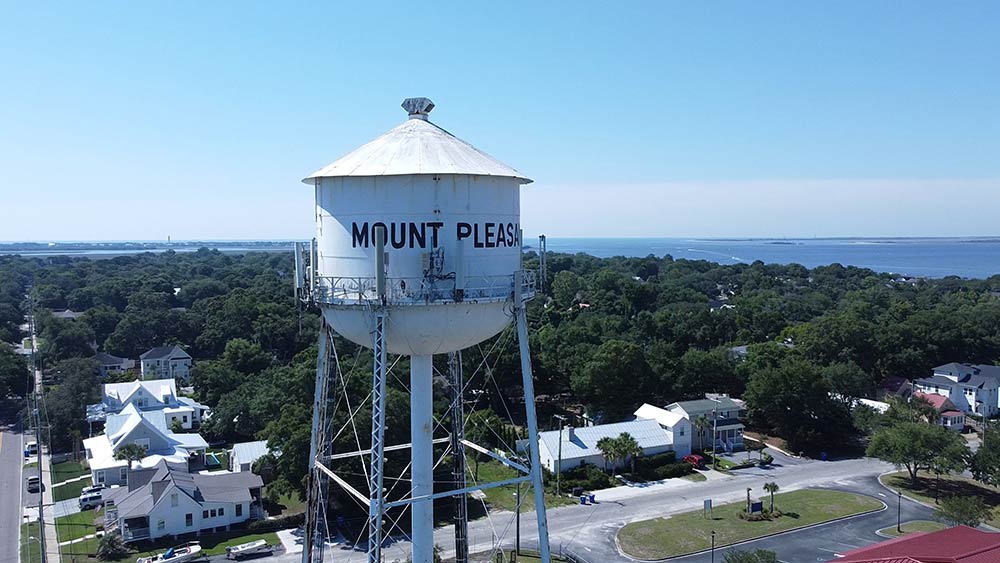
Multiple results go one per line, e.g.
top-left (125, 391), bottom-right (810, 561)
top-left (565, 426), bottom-right (575, 441)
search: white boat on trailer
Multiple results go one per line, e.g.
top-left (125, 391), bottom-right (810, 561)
top-left (137, 542), bottom-right (204, 563)
top-left (225, 539), bottom-right (273, 559)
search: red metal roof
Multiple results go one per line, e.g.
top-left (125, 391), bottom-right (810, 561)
top-left (839, 526), bottom-right (1000, 563)
top-left (913, 391), bottom-right (954, 412)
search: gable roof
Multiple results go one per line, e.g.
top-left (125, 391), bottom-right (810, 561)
top-left (913, 392), bottom-right (955, 412)
top-left (94, 352), bottom-right (129, 365)
top-left (667, 397), bottom-right (744, 416)
top-left (538, 419), bottom-right (672, 461)
top-left (838, 525), bottom-right (1000, 563)
top-left (634, 403), bottom-right (687, 428)
top-left (232, 440), bottom-right (271, 465)
top-left (107, 461), bottom-right (260, 519)
top-left (104, 378), bottom-right (178, 406)
top-left (140, 345), bottom-right (190, 361)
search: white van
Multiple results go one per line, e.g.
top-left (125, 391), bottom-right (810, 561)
top-left (79, 491), bottom-right (103, 510)
top-left (24, 441), bottom-right (38, 457)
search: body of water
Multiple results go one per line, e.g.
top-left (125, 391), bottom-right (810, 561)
top-left (541, 237), bottom-right (1000, 279)
top-left (3, 238), bottom-right (998, 279)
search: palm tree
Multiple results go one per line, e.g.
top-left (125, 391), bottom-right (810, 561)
top-left (617, 433), bottom-right (642, 475)
top-left (763, 482), bottom-right (779, 513)
top-left (597, 437), bottom-right (617, 474)
top-left (114, 443), bottom-right (148, 487)
top-left (694, 415), bottom-right (712, 451)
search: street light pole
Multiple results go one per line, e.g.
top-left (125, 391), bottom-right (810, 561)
top-left (711, 531), bottom-right (716, 563)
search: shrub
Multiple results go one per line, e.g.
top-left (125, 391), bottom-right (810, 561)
top-left (557, 463), bottom-right (615, 491)
top-left (249, 512), bottom-right (305, 532)
top-left (634, 451), bottom-right (679, 480)
top-left (653, 462), bottom-right (693, 480)
top-left (97, 533), bottom-right (130, 560)
top-left (760, 453), bottom-right (774, 466)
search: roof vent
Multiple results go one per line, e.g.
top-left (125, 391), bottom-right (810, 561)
top-left (402, 97), bottom-right (435, 120)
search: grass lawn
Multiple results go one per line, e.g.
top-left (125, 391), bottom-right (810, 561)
top-left (683, 472), bottom-right (708, 482)
top-left (20, 522), bottom-right (42, 563)
top-left (264, 490), bottom-right (306, 517)
top-left (24, 461), bottom-right (38, 469)
top-left (53, 475), bottom-right (92, 501)
top-left (56, 510), bottom-right (99, 542)
top-left (51, 460), bottom-right (90, 484)
top-left (471, 458), bottom-right (574, 513)
top-left (106, 531), bottom-right (281, 563)
top-left (618, 489), bottom-right (884, 560)
top-left (877, 520), bottom-right (948, 537)
top-left (880, 471), bottom-right (1000, 528)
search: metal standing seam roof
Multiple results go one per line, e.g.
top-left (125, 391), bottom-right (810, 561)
top-left (634, 403), bottom-right (687, 428)
top-left (302, 99), bottom-right (531, 184)
top-left (538, 419), bottom-right (672, 461)
top-left (231, 440), bottom-right (270, 465)
top-left (667, 398), bottom-right (744, 416)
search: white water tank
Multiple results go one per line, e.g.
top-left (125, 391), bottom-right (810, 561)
top-left (304, 98), bottom-right (534, 355)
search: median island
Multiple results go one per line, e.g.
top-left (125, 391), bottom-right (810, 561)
top-left (617, 489), bottom-right (884, 560)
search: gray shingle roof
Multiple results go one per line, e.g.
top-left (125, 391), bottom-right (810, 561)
top-left (140, 345), bottom-right (190, 361)
top-left (94, 352), bottom-right (129, 365)
top-left (107, 460), bottom-right (261, 519)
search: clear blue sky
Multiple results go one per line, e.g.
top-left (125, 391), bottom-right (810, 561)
top-left (1, 2), bottom-right (998, 240)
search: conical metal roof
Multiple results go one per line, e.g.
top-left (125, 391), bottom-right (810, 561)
top-left (302, 98), bottom-right (531, 184)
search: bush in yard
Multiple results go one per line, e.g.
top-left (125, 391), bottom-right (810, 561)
top-left (97, 533), bottom-right (130, 560)
top-left (558, 463), bottom-right (616, 491)
top-left (724, 549), bottom-right (779, 563)
top-left (935, 495), bottom-right (992, 527)
top-left (635, 451), bottom-right (678, 479)
top-left (654, 462), bottom-right (693, 480)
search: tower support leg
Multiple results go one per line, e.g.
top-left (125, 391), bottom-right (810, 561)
top-left (368, 312), bottom-right (388, 563)
top-left (514, 273), bottom-right (552, 563)
top-left (303, 324), bottom-right (331, 563)
top-left (449, 351), bottom-right (469, 563)
top-left (410, 354), bottom-right (435, 563)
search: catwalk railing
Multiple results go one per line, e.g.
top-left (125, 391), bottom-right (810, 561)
top-left (313, 270), bottom-right (536, 306)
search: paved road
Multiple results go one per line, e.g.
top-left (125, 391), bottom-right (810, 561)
top-left (1, 399), bottom-right (26, 563)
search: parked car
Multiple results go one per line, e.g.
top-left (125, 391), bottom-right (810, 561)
top-left (682, 454), bottom-right (705, 469)
top-left (79, 491), bottom-right (104, 510)
top-left (80, 483), bottom-right (107, 495)
top-left (26, 475), bottom-right (41, 492)
top-left (24, 441), bottom-right (38, 457)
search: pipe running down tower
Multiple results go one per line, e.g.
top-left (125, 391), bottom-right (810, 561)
top-left (299, 98), bottom-right (551, 563)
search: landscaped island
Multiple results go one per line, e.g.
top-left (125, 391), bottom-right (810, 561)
top-left (617, 489), bottom-right (884, 560)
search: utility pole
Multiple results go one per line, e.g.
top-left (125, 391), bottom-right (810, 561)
top-left (554, 415), bottom-right (567, 496)
top-left (897, 490), bottom-right (902, 533)
top-left (709, 397), bottom-right (721, 469)
top-left (34, 393), bottom-right (47, 563)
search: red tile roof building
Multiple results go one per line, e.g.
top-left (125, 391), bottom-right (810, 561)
top-left (838, 526), bottom-right (1000, 563)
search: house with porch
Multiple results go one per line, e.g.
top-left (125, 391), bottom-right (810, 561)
top-left (86, 378), bottom-right (209, 430)
top-left (913, 391), bottom-right (966, 432)
top-left (140, 345), bottom-right (193, 382)
top-left (913, 363), bottom-right (1000, 417)
top-left (94, 352), bottom-right (135, 378)
top-left (103, 460), bottom-right (264, 543)
top-left (83, 403), bottom-right (209, 487)
top-left (633, 403), bottom-right (692, 457)
top-left (665, 394), bottom-right (746, 453)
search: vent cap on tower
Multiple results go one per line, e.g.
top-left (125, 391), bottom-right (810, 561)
top-left (302, 99), bottom-right (531, 184)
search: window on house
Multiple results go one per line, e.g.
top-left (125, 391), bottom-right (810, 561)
top-left (96, 471), bottom-right (106, 484)
top-left (171, 493), bottom-right (178, 507)
top-left (183, 415), bottom-right (188, 423)
top-left (235, 503), bottom-right (242, 517)
top-left (679, 427), bottom-right (685, 436)
top-left (157, 520), bottom-right (165, 531)
top-left (210, 509), bottom-right (217, 518)
top-left (185, 513), bottom-right (193, 527)
top-left (219, 507), bottom-right (224, 516)
top-left (120, 467), bottom-right (127, 481)
top-left (203, 510), bottom-right (209, 519)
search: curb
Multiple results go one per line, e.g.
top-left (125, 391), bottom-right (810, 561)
top-left (614, 494), bottom-right (888, 562)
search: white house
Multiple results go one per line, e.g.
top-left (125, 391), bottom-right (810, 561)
top-left (87, 378), bottom-right (209, 430)
top-left (913, 363), bottom-right (1000, 417)
top-left (633, 403), bottom-right (692, 457)
top-left (94, 352), bottom-right (135, 378)
top-left (537, 419), bottom-right (676, 473)
top-left (230, 440), bottom-right (274, 473)
top-left (103, 460), bottom-right (264, 543)
top-left (666, 395), bottom-right (746, 453)
top-left (140, 345), bottom-right (192, 382)
top-left (83, 404), bottom-right (208, 487)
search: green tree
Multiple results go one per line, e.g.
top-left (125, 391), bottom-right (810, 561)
top-left (693, 414), bottom-right (712, 451)
top-left (724, 550), bottom-right (779, 563)
top-left (762, 482), bottom-right (779, 512)
top-left (596, 436), bottom-right (619, 474)
top-left (551, 271), bottom-right (583, 309)
top-left (571, 340), bottom-right (653, 420)
top-left (971, 431), bottom-right (1000, 487)
top-left (223, 338), bottom-right (272, 375)
top-left (866, 422), bottom-right (968, 487)
top-left (935, 495), bottom-right (991, 527)
top-left (0, 344), bottom-right (29, 398)
top-left (617, 432), bottom-right (642, 474)
top-left (96, 533), bottom-right (130, 560)
top-left (114, 443), bottom-right (148, 485)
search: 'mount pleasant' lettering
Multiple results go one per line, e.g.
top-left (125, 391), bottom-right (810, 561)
top-left (351, 221), bottom-right (520, 249)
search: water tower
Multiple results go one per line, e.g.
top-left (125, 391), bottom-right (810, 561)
top-left (296, 98), bottom-right (552, 563)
